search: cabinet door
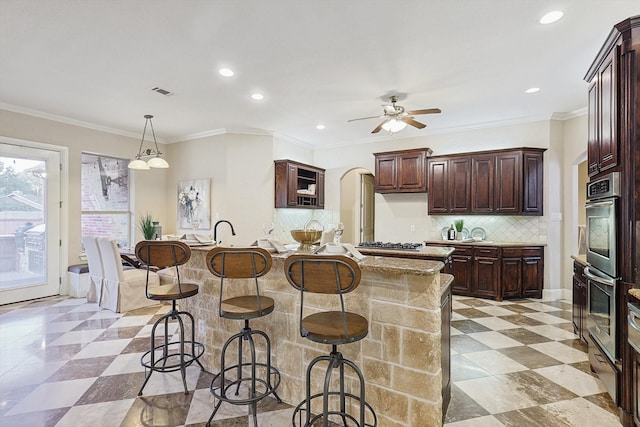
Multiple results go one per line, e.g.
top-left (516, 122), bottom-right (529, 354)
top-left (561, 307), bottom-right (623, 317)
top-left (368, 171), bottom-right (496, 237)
top-left (597, 48), bottom-right (617, 173)
top-left (317, 171), bottom-right (325, 208)
top-left (450, 250), bottom-right (473, 295)
top-left (375, 154), bottom-right (397, 192)
top-left (521, 254), bottom-right (543, 298)
top-left (587, 79), bottom-right (600, 176)
top-left (572, 276), bottom-right (582, 336)
top-left (522, 150), bottom-right (544, 215)
top-left (579, 280), bottom-right (587, 342)
top-left (473, 247), bottom-right (500, 299)
top-left (449, 157), bottom-right (471, 213)
top-left (428, 159), bottom-right (449, 214)
top-left (502, 257), bottom-right (522, 298)
top-left (397, 151), bottom-right (426, 191)
top-left (471, 155), bottom-right (495, 213)
top-left (287, 164), bottom-right (299, 207)
top-left (495, 152), bottom-right (521, 214)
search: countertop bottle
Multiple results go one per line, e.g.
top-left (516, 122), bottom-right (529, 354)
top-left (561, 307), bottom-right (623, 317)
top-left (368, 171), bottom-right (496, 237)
top-left (448, 224), bottom-right (456, 240)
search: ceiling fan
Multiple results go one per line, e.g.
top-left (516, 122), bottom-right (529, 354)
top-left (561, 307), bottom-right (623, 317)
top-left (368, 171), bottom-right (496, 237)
top-left (348, 95), bottom-right (441, 134)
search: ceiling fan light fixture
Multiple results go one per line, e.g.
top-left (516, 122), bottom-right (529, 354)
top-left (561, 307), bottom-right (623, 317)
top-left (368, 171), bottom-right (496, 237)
top-left (128, 115), bottom-right (169, 170)
top-left (381, 119), bottom-right (407, 133)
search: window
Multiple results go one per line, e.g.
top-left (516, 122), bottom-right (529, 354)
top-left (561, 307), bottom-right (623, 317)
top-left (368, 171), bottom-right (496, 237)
top-left (81, 153), bottom-right (130, 248)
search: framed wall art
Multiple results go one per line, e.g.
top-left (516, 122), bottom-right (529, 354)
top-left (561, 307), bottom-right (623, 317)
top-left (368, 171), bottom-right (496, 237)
top-left (177, 179), bottom-right (211, 230)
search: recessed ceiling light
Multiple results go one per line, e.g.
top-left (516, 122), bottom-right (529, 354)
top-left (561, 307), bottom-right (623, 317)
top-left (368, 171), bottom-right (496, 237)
top-left (219, 68), bottom-right (234, 77)
top-left (251, 93), bottom-right (264, 101)
top-left (539, 11), bottom-right (563, 24)
top-left (316, 124), bottom-right (326, 130)
top-left (525, 87), bottom-right (540, 94)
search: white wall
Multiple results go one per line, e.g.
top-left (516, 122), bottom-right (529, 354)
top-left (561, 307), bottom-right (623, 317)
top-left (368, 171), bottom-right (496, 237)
top-left (562, 114), bottom-right (589, 294)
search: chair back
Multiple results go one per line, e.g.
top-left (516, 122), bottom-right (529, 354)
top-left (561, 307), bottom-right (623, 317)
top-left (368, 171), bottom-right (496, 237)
top-left (82, 235), bottom-right (103, 277)
top-left (135, 240), bottom-right (191, 269)
top-left (97, 238), bottom-right (125, 282)
top-left (206, 247), bottom-right (272, 279)
top-left (206, 247), bottom-right (272, 318)
top-left (284, 254), bottom-right (361, 295)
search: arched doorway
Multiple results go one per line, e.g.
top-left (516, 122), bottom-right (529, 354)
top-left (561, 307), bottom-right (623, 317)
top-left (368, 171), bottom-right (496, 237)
top-left (339, 168), bottom-right (374, 244)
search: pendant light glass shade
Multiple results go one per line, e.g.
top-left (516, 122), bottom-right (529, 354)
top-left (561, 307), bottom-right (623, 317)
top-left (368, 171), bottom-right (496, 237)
top-left (128, 114), bottom-right (169, 170)
top-left (381, 118), bottom-right (407, 133)
top-left (147, 156), bottom-right (169, 168)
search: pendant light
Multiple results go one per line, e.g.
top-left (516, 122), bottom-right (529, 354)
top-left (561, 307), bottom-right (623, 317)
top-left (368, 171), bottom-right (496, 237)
top-left (128, 115), bottom-right (169, 170)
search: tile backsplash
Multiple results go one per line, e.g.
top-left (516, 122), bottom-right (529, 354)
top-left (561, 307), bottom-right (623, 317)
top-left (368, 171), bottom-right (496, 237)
top-left (430, 215), bottom-right (545, 243)
top-left (272, 209), bottom-right (336, 243)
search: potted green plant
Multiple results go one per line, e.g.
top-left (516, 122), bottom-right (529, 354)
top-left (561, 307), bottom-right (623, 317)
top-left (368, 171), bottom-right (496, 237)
top-left (138, 213), bottom-right (156, 240)
top-left (454, 219), bottom-right (464, 240)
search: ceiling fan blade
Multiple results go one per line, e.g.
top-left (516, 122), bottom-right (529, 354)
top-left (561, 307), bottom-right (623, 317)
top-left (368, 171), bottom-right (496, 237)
top-left (406, 108), bottom-right (441, 115)
top-left (372, 120), bottom-right (388, 133)
top-left (348, 115), bottom-right (383, 122)
top-left (401, 117), bottom-right (426, 129)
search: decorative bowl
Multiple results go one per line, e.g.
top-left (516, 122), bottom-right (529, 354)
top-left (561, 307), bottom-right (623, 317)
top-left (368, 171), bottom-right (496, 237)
top-left (290, 229), bottom-right (322, 251)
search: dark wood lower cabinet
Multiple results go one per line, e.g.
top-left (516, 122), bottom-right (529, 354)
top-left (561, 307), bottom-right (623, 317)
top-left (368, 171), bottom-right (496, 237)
top-left (447, 246), bottom-right (473, 294)
top-left (572, 260), bottom-right (588, 343)
top-left (435, 243), bottom-right (544, 300)
top-left (474, 247), bottom-right (500, 299)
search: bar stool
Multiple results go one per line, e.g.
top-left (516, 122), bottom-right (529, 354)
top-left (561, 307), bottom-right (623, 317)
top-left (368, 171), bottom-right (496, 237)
top-left (135, 240), bottom-right (205, 396)
top-left (205, 247), bottom-right (282, 426)
top-left (284, 254), bottom-right (377, 427)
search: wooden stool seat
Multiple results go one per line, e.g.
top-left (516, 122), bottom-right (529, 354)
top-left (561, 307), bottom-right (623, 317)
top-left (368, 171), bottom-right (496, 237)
top-left (147, 282), bottom-right (199, 300)
top-left (302, 311), bottom-right (368, 344)
top-left (221, 295), bottom-right (275, 318)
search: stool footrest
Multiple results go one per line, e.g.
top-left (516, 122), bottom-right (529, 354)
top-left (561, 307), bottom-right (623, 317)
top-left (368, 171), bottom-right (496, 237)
top-left (209, 362), bottom-right (281, 405)
top-left (292, 391), bottom-right (377, 427)
top-left (141, 341), bottom-right (205, 373)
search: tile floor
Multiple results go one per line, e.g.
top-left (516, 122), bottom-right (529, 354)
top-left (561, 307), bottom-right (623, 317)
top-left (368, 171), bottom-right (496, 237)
top-left (0, 294), bottom-right (621, 426)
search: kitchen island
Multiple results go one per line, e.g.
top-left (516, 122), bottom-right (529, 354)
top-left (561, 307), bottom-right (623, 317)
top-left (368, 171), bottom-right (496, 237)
top-left (179, 247), bottom-right (452, 426)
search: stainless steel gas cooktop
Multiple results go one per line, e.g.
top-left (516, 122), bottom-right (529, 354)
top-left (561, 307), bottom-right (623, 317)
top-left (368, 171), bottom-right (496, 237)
top-left (357, 241), bottom-right (423, 251)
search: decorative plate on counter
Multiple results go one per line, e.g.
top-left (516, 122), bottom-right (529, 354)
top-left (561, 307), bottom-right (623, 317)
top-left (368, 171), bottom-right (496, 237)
top-left (461, 228), bottom-right (470, 239)
top-left (470, 227), bottom-right (486, 240)
top-left (441, 226), bottom-right (449, 240)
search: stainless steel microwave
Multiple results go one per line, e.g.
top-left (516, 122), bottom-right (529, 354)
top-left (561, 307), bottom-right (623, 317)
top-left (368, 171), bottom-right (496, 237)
top-left (585, 172), bottom-right (619, 279)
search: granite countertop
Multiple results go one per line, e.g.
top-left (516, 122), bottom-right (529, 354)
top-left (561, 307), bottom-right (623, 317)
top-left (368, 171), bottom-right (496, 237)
top-left (192, 245), bottom-right (443, 276)
top-left (571, 254), bottom-right (587, 267)
top-left (424, 239), bottom-right (546, 247)
top-left (629, 289), bottom-right (640, 301)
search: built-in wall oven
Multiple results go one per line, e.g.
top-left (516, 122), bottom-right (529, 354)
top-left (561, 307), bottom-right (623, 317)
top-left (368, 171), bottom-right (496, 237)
top-left (585, 172), bottom-right (620, 403)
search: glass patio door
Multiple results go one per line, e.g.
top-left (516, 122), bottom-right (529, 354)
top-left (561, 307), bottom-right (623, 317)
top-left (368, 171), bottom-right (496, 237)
top-left (0, 143), bottom-right (61, 304)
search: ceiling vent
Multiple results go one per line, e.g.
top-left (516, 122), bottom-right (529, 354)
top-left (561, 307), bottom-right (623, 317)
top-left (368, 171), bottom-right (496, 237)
top-left (151, 87), bottom-right (173, 96)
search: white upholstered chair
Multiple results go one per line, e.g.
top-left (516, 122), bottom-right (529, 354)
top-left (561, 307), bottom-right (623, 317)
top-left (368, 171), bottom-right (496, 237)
top-left (82, 235), bottom-right (104, 304)
top-left (97, 237), bottom-right (160, 312)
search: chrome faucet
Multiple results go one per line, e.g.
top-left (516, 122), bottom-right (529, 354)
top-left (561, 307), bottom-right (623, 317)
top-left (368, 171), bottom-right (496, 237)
top-left (213, 220), bottom-right (236, 244)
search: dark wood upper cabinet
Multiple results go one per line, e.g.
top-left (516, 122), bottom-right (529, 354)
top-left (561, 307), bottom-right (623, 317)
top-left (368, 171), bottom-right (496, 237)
top-left (427, 158), bottom-right (449, 213)
top-left (471, 155), bottom-right (495, 213)
top-left (374, 148), bottom-right (432, 193)
top-left (495, 151), bottom-right (521, 214)
top-left (274, 160), bottom-right (325, 209)
top-left (428, 147), bottom-right (545, 215)
top-left (587, 46), bottom-right (619, 177)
